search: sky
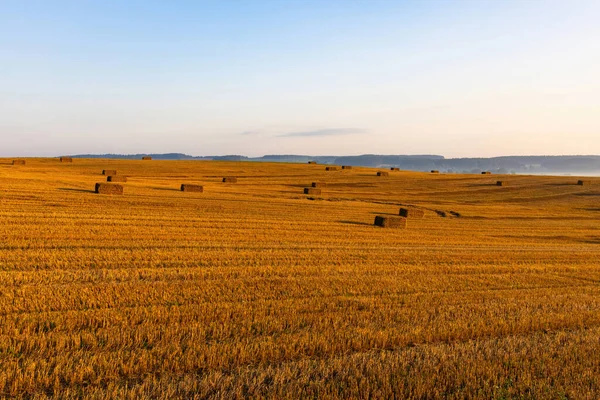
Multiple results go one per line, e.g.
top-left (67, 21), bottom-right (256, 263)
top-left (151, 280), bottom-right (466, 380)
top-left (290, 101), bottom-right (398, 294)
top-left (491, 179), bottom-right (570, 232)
top-left (1, 0), bottom-right (599, 157)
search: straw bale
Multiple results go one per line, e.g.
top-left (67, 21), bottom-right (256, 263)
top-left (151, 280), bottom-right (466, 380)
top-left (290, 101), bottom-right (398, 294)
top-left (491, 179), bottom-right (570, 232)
top-left (374, 216), bottom-right (407, 228)
top-left (181, 184), bottom-right (204, 192)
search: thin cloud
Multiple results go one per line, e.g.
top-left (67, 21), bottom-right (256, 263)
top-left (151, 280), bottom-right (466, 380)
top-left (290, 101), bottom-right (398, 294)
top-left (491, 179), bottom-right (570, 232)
top-left (238, 130), bottom-right (261, 136)
top-left (278, 128), bottom-right (367, 138)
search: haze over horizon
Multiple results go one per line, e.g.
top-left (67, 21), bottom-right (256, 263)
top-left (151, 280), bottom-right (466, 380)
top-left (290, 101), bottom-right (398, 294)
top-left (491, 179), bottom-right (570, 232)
top-left (2, 0), bottom-right (599, 158)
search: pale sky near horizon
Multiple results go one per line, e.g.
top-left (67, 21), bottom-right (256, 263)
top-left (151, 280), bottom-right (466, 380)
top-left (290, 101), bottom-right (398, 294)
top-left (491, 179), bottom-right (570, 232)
top-left (1, 0), bottom-right (599, 157)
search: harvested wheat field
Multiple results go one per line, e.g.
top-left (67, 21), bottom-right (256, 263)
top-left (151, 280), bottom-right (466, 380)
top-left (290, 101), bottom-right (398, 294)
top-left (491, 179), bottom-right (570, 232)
top-left (1, 158), bottom-right (600, 398)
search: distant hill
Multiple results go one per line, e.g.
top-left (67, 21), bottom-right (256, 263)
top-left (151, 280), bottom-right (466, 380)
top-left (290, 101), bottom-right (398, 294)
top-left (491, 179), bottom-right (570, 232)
top-left (70, 153), bottom-right (600, 175)
top-left (73, 153), bottom-right (206, 160)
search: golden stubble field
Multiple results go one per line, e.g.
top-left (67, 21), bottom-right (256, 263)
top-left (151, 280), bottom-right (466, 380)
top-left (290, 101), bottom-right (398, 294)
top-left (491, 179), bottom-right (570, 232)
top-left (1, 158), bottom-right (599, 399)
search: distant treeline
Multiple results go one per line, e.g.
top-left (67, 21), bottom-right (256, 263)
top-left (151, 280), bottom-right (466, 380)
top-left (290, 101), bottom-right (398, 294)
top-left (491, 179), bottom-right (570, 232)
top-left (71, 153), bottom-right (600, 174)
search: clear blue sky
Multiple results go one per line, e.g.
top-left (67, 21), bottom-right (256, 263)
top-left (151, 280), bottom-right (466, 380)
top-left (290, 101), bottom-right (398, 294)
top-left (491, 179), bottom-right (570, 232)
top-left (1, 0), bottom-right (599, 157)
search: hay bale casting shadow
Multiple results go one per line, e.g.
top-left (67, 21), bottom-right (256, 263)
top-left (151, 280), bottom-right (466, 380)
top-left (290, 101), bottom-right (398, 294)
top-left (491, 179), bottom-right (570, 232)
top-left (222, 177), bottom-right (238, 183)
top-left (304, 188), bottom-right (321, 195)
top-left (95, 183), bottom-right (123, 195)
top-left (102, 169), bottom-right (117, 176)
top-left (12, 160), bottom-right (26, 165)
top-left (181, 184), bottom-right (204, 192)
top-left (374, 216), bottom-right (407, 228)
top-left (399, 208), bottom-right (425, 218)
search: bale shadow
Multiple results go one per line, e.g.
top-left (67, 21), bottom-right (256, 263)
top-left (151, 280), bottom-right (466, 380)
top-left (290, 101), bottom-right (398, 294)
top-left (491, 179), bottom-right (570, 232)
top-left (338, 220), bottom-right (372, 226)
top-left (57, 188), bottom-right (95, 194)
top-left (574, 192), bottom-right (600, 197)
top-left (578, 236), bottom-right (600, 244)
top-left (370, 211), bottom-right (398, 216)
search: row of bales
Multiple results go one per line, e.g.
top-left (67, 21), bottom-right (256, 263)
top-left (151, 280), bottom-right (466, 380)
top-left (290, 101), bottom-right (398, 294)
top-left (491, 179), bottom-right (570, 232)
top-left (303, 166), bottom-right (406, 195)
top-left (11, 156), bottom-right (151, 164)
top-left (304, 181), bottom-right (325, 195)
top-left (316, 163), bottom-right (410, 177)
top-left (95, 165), bottom-right (239, 195)
top-left (373, 208), bottom-right (425, 229)
top-left (179, 177), bottom-right (238, 193)
top-left (11, 156), bottom-right (75, 163)
top-left (96, 169), bottom-right (125, 194)
top-left (10, 157), bottom-right (75, 165)
top-left (11, 157), bottom-right (594, 188)
top-left (489, 179), bottom-right (589, 187)
top-left (301, 170), bottom-right (423, 229)
top-left (302, 164), bottom-right (597, 228)
top-left (312, 161), bottom-right (497, 176)
top-left (314, 163), bottom-right (596, 188)
top-left (13, 159), bottom-right (597, 217)
top-left (10, 155), bottom-right (149, 195)
top-left (319, 168), bottom-right (504, 176)
top-left (303, 164), bottom-right (596, 197)
top-left (71, 156), bottom-right (152, 162)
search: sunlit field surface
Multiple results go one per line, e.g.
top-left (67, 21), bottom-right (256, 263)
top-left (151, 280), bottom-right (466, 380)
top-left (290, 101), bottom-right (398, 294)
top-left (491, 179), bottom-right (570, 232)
top-left (1, 158), bottom-right (599, 399)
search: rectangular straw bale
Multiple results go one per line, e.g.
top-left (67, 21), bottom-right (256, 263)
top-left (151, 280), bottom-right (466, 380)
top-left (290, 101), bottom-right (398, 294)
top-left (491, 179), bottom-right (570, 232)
top-left (326, 166), bottom-right (338, 171)
top-left (431, 170), bottom-right (439, 173)
top-left (181, 184), bottom-right (204, 192)
top-left (12, 160), bottom-right (26, 165)
top-left (390, 167), bottom-right (400, 171)
top-left (95, 183), bottom-right (123, 195)
top-left (312, 182), bottom-right (326, 188)
top-left (142, 156), bottom-right (152, 160)
top-left (308, 161), bottom-right (317, 164)
top-left (377, 171), bottom-right (389, 176)
top-left (304, 188), bottom-right (321, 195)
top-left (342, 165), bottom-right (353, 170)
top-left (107, 176), bottom-right (127, 182)
top-left (481, 171), bottom-right (492, 175)
top-left (496, 181), bottom-right (505, 186)
top-left (374, 215), bottom-right (407, 228)
top-left (399, 208), bottom-right (425, 218)
top-left (102, 169), bottom-right (117, 176)
top-left (60, 157), bottom-right (72, 162)
top-left (577, 180), bottom-right (591, 186)
top-left (222, 177), bottom-right (238, 183)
